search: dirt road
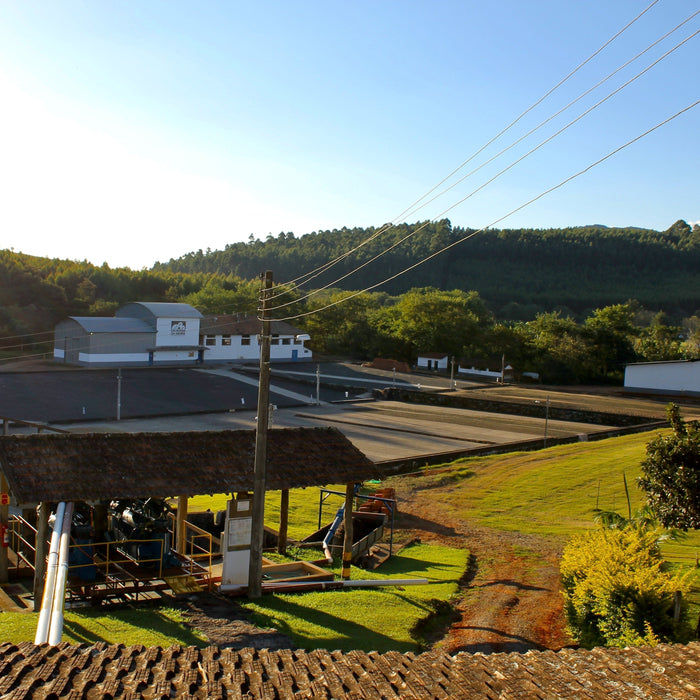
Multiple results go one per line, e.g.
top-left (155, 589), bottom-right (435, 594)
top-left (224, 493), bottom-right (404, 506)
top-left (390, 475), bottom-right (574, 654)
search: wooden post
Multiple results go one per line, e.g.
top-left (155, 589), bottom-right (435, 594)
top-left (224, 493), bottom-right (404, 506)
top-left (248, 270), bottom-right (273, 599)
top-left (0, 472), bottom-right (9, 583)
top-left (176, 496), bottom-right (188, 555)
top-left (33, 502), bottom-right (49, 611)
top-left (341, 482), bottom-right (354, 581)
top-left (277, 489), bottom-right (289, 556)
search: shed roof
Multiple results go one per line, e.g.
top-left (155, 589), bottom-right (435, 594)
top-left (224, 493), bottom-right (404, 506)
top-left (63, 317), bottom-right (153, 334)
top-left (0, 427), bottom-right (379, 504)
top-left (1, 640), bottom-right (699, 699)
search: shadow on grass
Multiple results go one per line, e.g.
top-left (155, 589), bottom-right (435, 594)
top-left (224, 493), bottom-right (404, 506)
top-left (62, 608), bottom-right (205, 648)
top-left (248, 593), bottom-right (420, 653)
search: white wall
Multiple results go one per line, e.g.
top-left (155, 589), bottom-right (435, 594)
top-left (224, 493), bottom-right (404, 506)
top-left (155, 317), bottom-right (201, 347)
top-left (202, 333), bottom-right (311, 362)
top-left (78, 352), bottom-right (150, 364)
top-left (417, 356), bottom-right (448, 370)
top-left (624, 361), bottom-right (700, 395)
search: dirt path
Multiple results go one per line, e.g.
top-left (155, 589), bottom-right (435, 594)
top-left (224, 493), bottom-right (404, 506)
top-left (392, 480), bottom-right (574, 654)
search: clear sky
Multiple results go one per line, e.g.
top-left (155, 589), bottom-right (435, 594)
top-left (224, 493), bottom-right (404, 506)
top-left (0, 1), bottom-right (698, 270)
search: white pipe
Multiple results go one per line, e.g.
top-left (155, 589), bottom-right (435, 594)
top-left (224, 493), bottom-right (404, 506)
top-left (34, 502), bottom-right (66, 645)
top-left (48, 502), bottom-right (73, 645)
top-left (340, 578), bottom-right (429, 588)
top-left (260, 577), bottom-right (429, 593)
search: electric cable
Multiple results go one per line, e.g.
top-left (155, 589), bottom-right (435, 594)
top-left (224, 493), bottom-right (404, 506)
top-left (266, 25), bottom-right (700, 313)
top-left (267, 0), bottom-right (662, 298)
top-left (269, 99), bottom-right (700, 323)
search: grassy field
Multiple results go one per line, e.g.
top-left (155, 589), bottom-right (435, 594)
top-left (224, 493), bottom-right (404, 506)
top-left (1, 606), bottom-right (207, 647)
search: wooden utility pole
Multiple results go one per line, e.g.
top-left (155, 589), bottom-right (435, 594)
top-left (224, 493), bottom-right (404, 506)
top-left (33, 502), bottom-right (49, 611)
top-left (341, 483), bottom-right (354, 580)
top-left (248, 270), bottom-right (273, 598)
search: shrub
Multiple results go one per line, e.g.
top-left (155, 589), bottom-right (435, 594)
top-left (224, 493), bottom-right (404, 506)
top-left (560, 526), bottom-right (690, 647)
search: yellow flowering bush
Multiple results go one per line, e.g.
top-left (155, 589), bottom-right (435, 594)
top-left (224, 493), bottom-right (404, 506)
top-left (560, 526), bottom-right (690, 647)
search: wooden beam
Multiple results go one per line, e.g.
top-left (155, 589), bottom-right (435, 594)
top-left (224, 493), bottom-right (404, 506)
top-left (341, 483), bottom-right (354, 580)
top-left (176, 496), bottom-right (188, 556)
top-left (33, 503), bottom-right (49, 612)
top-left (277, 489), bottom-right (289, 555)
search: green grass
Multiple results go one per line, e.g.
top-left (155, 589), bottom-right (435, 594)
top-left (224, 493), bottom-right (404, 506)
top-left (187, 485), bottom-right (347, 541)
top-left (1, 606), bottom-right (207, 646)
top-left (388, 429), bottom-right (700, 593)
top-left (240, 542), bottom-right (468, 652)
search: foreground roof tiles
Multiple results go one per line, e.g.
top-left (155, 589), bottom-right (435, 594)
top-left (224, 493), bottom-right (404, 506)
top-left (0, 427), bottom-right (380, 504)
top-left (0, 641), bottom-right (699, 699)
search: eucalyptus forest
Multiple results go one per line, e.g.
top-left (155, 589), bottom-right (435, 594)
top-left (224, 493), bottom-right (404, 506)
top-left (1, 219), bottom-right (698, 384)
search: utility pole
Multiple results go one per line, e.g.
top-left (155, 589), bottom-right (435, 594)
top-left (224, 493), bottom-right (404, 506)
top-left (248, 270), bottom-right (273, 599)
top-left (316, 364), bottom-right (321, 405)
top-left (450, 356), bottom-right (456, 390)
top-left (543, 395), bottom-right (550, 448)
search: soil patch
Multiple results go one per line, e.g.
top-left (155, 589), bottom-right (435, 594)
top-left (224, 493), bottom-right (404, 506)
top-left (178, 593), bottom-right (294, 650)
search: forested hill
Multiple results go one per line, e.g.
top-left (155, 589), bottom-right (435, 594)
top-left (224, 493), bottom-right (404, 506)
top-left (157, 219), bottom-right (700, 318)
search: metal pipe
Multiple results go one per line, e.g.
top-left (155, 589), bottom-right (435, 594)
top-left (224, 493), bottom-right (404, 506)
top-left (48, 502), bottom-right (73, 645)
top-left (260, 577), bottom-right (429, 594)
top-left (34, 502), bottom-right (66, 644)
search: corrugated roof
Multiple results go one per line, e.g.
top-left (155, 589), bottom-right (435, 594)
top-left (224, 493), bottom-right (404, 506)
top-left (0, 427), bottom-right (379, 504)
top-left (66, 317), bottom-right (153, 334)
top-left (200, 315), bottom-right (303, 337)
top-left (1, 641), bottom-right (698, 699)
top-left (116, 302), bottom-right (203, 319)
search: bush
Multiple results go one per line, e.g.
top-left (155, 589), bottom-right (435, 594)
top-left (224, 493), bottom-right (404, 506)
top-left (560, 526), bottom-right (690, 647)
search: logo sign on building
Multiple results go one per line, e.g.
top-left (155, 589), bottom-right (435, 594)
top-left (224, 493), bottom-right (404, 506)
top-left (0, 493), bottom-right (9, 505)
top-left (171, 321), bottom-right (187, 335)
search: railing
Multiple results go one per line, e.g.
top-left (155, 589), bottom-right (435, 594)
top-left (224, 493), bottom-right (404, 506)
top-left (1, 416), bottom-right (70, 435)
top-left (167, 513), bottom-right (216, 565)
top-left (66, 535), bottom-right (213, 597)
top-left (7, 514), bottom-right (38, 574)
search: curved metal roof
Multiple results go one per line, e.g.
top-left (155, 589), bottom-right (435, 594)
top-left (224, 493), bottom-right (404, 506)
top-left (66, 317), bottom-right (153, 333)
top-left (116, 302), bottom-right (203, 319)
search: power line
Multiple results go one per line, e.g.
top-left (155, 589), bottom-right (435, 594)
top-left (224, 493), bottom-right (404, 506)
top-left (271, 99), bottom-right (700, 323)
top-left (267, 0), bottom-right (662, 299)
top-left (267, 24), bottom-right (700, 313)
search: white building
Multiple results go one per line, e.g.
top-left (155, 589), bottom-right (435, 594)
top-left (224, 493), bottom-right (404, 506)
top-left (54, 302), bottom-right (204, 366)
top-left (199, 315), bottom-right (311, 363)
top-left (624, 359), bottom-right (700, 397)
top-left (416, 353), bottom-right (449, 371)
top-left (54, 304), bottom-right (312, 367)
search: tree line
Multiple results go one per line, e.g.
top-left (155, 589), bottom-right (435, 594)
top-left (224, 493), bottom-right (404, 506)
top-left (156, 218), bottom-right (700, 319)
top-left (1, 218), bottom-right (698, 383)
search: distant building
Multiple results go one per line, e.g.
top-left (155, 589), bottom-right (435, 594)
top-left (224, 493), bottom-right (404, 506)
top-left (416, 353), bottom-right (449, 371)
top-left (624, 359), bottom-right (700, 396)
top-left (198, 314), bottom-right (311, 363)
top-left (54, 302), bottom-right (204, 366)
top-left (54, 304), bottom-right (311, 367)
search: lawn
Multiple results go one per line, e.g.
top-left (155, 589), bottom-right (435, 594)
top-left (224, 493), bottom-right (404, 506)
top-left (241, 542), bottom-right (468, 652)
top-left (1, 605), bottom-right (207, 647)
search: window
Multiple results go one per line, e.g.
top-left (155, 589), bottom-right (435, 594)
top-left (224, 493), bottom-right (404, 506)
top-left (271, 335), bottom-right (280, 345)
top-left (222, 335), bottom-right (232, 346)
top-left (241, 335), bottom-right (251, 346)
top-left (205, 336), bottom-right (216, 346)
top-left (282, 338), bottom-right (291, 345)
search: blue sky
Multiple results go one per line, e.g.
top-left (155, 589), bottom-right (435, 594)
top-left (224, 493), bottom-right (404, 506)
top-left (0, 1), bottom-right (698, 269)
